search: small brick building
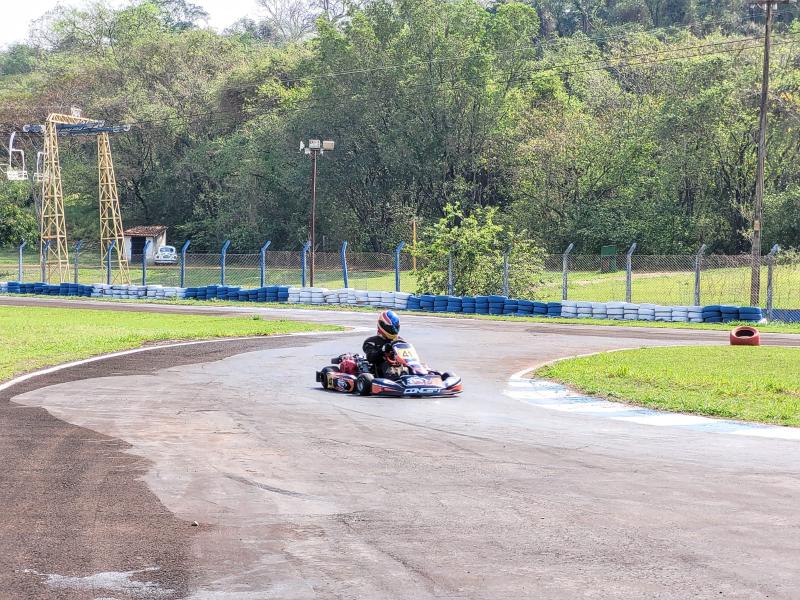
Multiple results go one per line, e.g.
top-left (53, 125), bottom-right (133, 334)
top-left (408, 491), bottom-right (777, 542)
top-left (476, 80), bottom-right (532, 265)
top-left (123, 225), bottom-right (168, 262)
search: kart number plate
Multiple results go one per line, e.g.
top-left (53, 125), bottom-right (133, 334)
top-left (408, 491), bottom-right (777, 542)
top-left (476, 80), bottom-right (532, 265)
top-left (406, 377), bottom-right (428, 385)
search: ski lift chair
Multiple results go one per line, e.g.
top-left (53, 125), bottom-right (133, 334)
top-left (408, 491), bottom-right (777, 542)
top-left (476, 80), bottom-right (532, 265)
top-left (6, 132), bottom-right (28, 181)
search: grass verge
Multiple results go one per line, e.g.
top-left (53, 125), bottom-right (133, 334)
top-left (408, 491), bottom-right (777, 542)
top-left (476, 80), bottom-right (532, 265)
top-left (5, 293), bottom-right (800, 334)
top-left (0, 305), bottom-right (340, 383)
top-left (537, 346), bottom-right (800, 426)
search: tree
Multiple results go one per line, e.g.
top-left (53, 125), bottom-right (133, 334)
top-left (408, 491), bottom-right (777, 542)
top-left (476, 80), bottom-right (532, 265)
top-left (414, 203), bottom-right (545, 296)
top-left (257, 0), bottom-right (317, 43)
top-left (0, 182), bottom-right (37, 247)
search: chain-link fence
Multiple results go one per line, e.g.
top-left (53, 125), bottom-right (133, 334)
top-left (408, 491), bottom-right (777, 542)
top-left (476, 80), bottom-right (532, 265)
top-left (3, 243), bottom-right (800, 317)
top-left (537, 252), bottom-right (798, 311)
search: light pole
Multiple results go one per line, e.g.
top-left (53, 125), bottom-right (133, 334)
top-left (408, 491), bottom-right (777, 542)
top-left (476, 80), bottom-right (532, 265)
top-left (300, 138), bottom-right (334, 287)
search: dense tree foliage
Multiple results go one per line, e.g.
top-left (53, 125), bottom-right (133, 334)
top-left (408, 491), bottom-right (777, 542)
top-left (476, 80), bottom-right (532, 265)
top-left (2, 0), bottom-right (800, 254)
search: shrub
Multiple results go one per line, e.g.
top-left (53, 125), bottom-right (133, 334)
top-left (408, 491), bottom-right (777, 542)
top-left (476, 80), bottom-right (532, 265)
top-left (413, 203), bottom-right (545, 297)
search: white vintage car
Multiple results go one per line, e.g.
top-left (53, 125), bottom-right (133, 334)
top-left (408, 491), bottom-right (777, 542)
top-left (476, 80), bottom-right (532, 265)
top-left (153, 245), bottom-right (178, 265)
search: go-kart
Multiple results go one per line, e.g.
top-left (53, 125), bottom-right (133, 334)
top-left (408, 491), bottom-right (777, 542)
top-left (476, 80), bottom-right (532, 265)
top-left (316, 340), bottom-right (462, 397)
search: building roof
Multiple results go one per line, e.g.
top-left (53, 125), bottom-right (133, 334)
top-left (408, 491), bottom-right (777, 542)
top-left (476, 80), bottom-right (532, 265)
top-left (123, 225), bottom-right (167, 237)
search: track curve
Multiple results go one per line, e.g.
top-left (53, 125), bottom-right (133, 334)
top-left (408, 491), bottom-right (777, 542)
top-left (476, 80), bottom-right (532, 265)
top-left (3, 298), bottom-right (800, 600)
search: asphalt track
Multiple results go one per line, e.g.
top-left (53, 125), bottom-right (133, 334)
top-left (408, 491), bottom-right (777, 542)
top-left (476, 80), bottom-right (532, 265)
top-left (2, 296), bottom-right (800, 599)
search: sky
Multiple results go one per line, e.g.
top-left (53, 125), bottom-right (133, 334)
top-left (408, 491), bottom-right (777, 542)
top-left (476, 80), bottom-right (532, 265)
top-left (0, 0), bottom-right (263, 49)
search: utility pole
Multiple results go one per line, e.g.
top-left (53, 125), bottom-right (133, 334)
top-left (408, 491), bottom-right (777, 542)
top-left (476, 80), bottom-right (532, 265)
top-left (309, 148), bottom-right (318, 285)
top-left (300, 138), bottom-right (334, 287)
top-left (751, 0), bottom-right (789, 305)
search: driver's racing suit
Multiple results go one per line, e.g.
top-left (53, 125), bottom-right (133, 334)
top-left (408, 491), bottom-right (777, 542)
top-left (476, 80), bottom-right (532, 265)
top-left (362, 335), bottom-right (406, 379)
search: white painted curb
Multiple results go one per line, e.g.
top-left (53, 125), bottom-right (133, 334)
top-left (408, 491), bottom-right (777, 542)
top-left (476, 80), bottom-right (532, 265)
top-left (0, 328), bottom-right (358, 394)
top-left (507, 350), bottom-right (800, 441)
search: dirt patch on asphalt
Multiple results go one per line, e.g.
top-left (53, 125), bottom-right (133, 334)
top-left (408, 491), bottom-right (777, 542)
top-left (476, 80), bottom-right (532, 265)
top-left (0, 333), bottom-right (346, 599)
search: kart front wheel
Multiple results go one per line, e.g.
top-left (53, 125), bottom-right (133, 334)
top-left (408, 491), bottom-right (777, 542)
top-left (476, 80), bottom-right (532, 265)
top-left (356, 373), bottom-right (374, 396)
top-left (320, 366), bottom-right (338, 389)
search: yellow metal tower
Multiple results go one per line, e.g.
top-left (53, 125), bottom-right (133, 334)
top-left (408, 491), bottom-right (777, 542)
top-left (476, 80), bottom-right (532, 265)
top-left (98, 132), bottom-right (129, 284)
top-left (24, 113), bottom-right (131, 284)
top-left (40, 114), bottom-right (78, 282)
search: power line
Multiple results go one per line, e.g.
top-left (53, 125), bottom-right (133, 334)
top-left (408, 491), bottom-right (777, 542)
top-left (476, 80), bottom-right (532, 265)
top-left (4, 32), bottom-right (798, 136)
top-left (122, 33), bottom-right (799, 131)
top-left (3, 8), bottom-right (795, 117)
top-left (226, 9), bottom-right (800, 90)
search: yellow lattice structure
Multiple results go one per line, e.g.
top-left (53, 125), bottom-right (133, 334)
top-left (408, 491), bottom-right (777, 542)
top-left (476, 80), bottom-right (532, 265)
top-left (98, 132), bottom-right (130, 284)
top-left (40, 114), bottom-right (73, 282)
top-left (36, 113), bottom-right (130, 284)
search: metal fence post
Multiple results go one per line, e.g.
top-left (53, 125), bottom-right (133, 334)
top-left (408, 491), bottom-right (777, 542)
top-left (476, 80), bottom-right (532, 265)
top-left (18, 240), bottom-right (26, 282)
top-left (694, 243), bottom-right (707, 306)
top-left (41, 240), bottom-right (52, 283)
top-left (180, 240), bottom-right (190, 287)
top-left (142, 239), bottom-right (152, 286)
top-left (766, 244), bottom-right (780, 320)
top-left (340, 241), bottom-right (349, 289)
top-left (259, 241), bottom-right (271, 288)
top-left (106, 240), bottom-right (115, 285)
top-left (73, 240), bottom-right (83, 284)
top-left (562, 243), bottom-right (574, 301)
top-left (301, 241), bottom-right (311, 287)
top-left (502, 247), bottom-right (511, 297)
top-left (394, 241), bottom-right (406, 292)
top-left (447, 252), bottom-right (454, 296)
top-left (220, 240), bottom-right (231, 285)
top-left (625, 242), bottom-right (637, 303)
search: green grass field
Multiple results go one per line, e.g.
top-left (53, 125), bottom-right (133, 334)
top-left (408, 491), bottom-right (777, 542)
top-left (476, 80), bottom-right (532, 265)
top-left (23, 292), bottom-right (800, 333)
top-left (0, 305), bottom-right (339, 382)
top-left (537, 346), bottom-right (800, 426)
top-left (533, 266), bottom-right (800, 306)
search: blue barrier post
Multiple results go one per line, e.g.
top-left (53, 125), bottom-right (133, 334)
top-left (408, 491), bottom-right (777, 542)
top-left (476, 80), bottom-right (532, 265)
top-left (447, 252), bottom-right (454, 296)
top-left (394, 241), bottom-right (406, 292)
top-left (18, 240), bottom-right (26, 281)
top-left (502, 247), bottom-right (511, 297)
top-left (340, 241), bottom-right (349, 288)
top-left (694, 243), bottom-right (707, 306)
top-left (180, 240), bottom-right (191, 287)
top-left (562, 243), bottom-right (574, 301)
top-left (142, 239), bottom-right (153, 286)
top-left (41, 240), bottom-right (52, 283)
top-left (767, 244), bottom-right (780, 320)
top-left (301, 241), bottom-right (311, 287)
top-left (220, 240), bottom-right (231, 285)
top-left (106, 240), bottom-right (116, 285)
top-left (625, 242), bottom-right (637, 303)
top-left (73, 240), bottom-right (83, 284)
top-left (259, 241), bottom-right (271, 287)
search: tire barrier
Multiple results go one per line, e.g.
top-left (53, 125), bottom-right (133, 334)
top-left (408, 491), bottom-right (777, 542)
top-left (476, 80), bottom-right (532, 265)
top-left (730, 326), bottom-right (761, 346)
top-left (0, 280), bottom-right (768, 323)
top-left (0, 282), bottom-right (94, 297)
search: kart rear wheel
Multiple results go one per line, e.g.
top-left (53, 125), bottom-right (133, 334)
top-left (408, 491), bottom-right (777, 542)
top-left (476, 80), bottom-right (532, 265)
top-left (356, 373), bottom-right (374, 396)
top-left (320, 366), bottom-right (338, 389)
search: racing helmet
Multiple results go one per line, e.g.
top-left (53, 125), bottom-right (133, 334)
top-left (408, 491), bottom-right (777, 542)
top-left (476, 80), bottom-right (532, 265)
top-left (377, 310), bottom-right (400, 340)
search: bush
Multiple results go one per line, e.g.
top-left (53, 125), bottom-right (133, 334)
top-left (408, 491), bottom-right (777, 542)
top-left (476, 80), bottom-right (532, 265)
top-left (0, 183), bottom-right (37, 246)
top-left (413, 203), bottom-right (545, 297)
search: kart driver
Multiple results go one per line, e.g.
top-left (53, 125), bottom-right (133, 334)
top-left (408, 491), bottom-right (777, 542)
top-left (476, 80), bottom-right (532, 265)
top-left (363, 310), bottom-right (404, 379)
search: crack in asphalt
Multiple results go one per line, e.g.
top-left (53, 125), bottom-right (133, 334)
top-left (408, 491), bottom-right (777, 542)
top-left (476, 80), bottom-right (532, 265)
top-left (223, 472), bottom-right (310, 498)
